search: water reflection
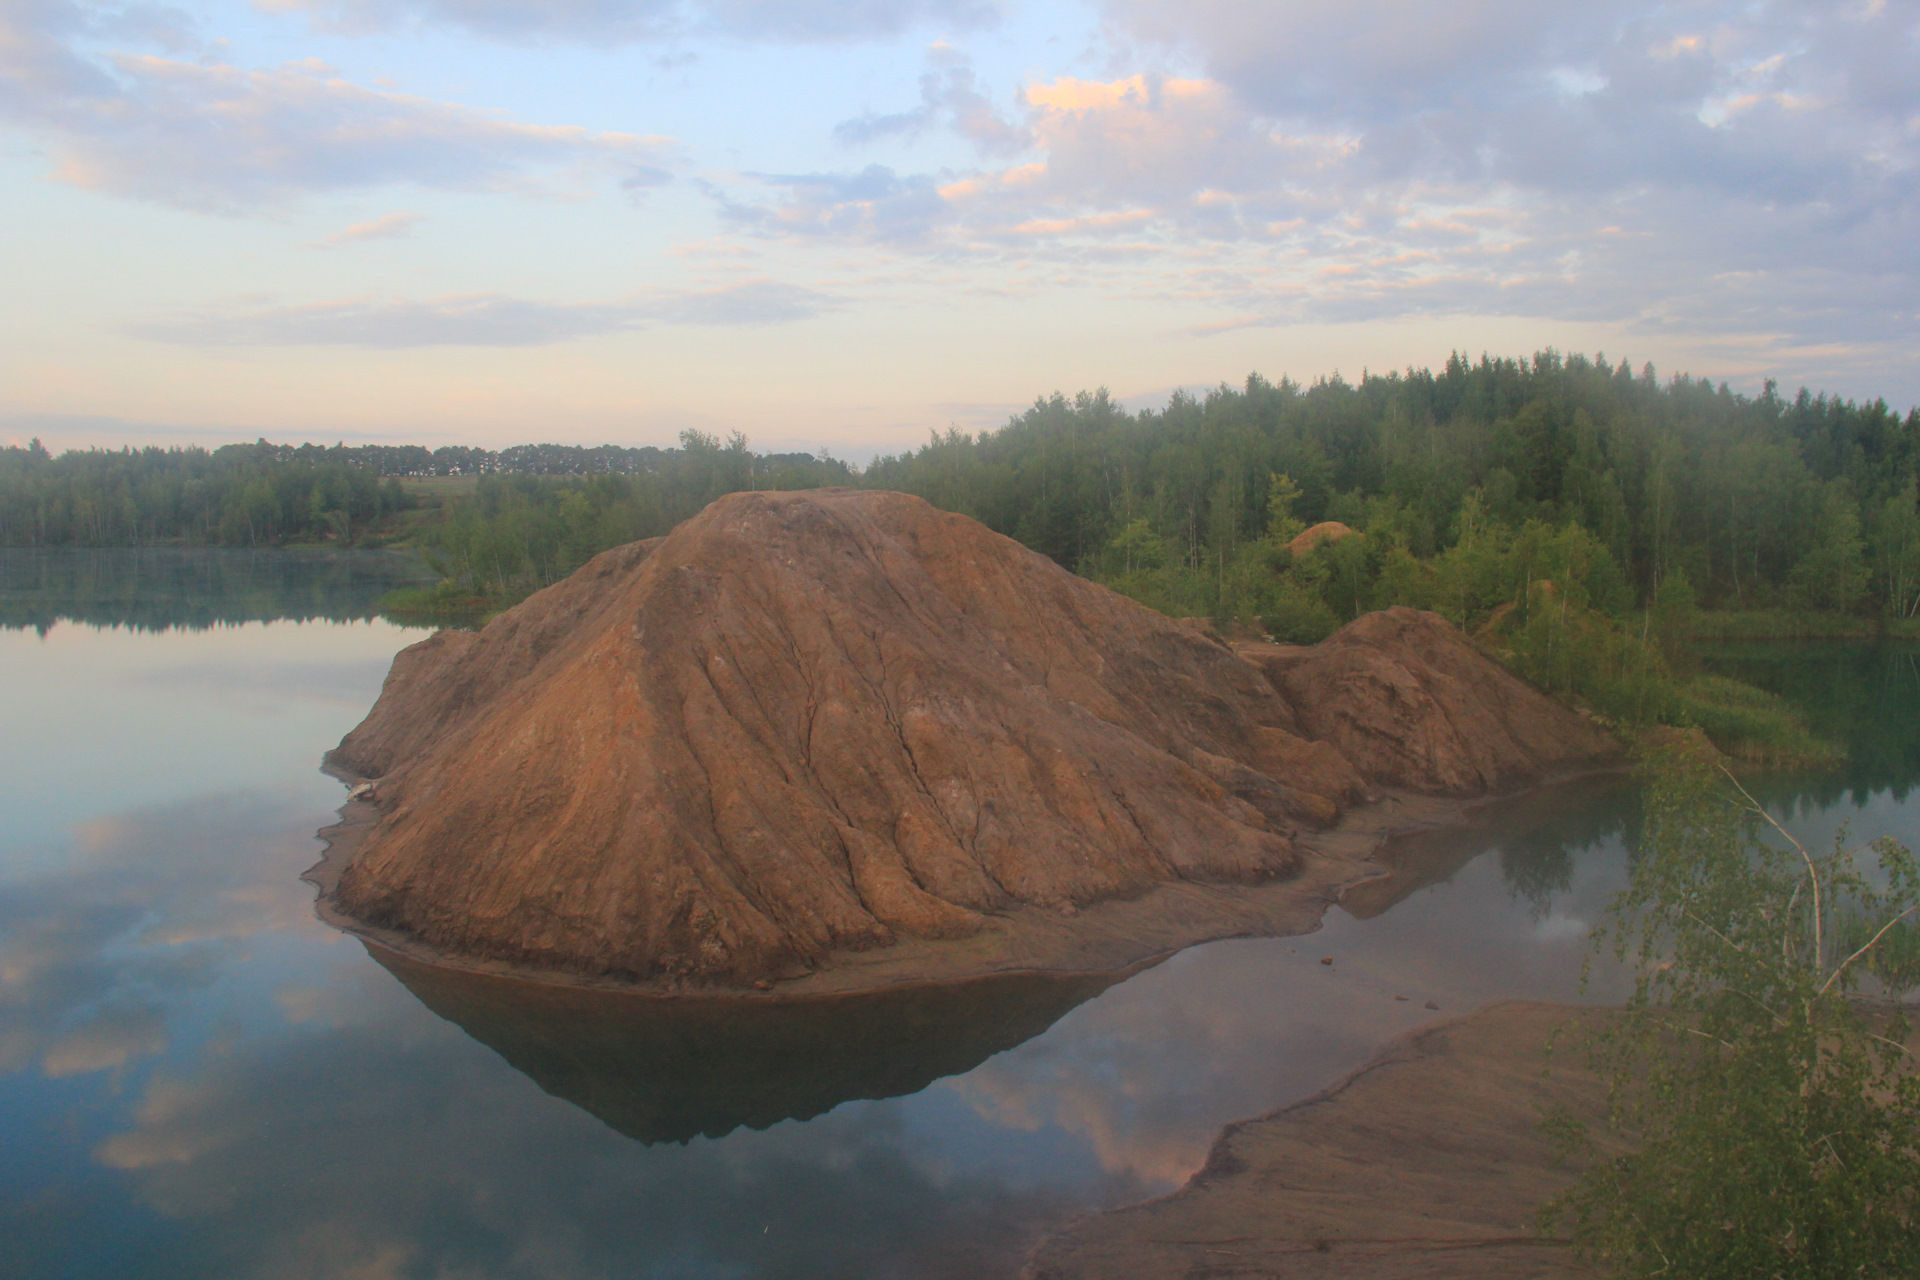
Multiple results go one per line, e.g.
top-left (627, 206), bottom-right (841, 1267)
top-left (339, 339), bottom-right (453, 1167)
top-left (6, 566), bottom-right (1920, 1279)
top-left (375, 947), bottom-right (1131, 1145)
top-left (0, 754), bottom-right (1645, 1278)
top-left (1703, 641), bottom-right (1920, 806)
top-left (86, 993), bottom-right (1080, 1280)
top-left (1341, 772), bottom-right (1637, 920)
top-left (0, 617), bottom-right (422, 867)
top-left (0, 546), bottom-right (435, 634)
top-left (0, 790), bottom-right (333, 1080)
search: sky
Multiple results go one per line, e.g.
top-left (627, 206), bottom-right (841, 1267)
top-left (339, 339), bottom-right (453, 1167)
top-left (3, 0), bottom-right (1917, 458)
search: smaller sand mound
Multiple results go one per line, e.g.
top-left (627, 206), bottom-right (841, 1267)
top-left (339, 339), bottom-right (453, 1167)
top-left (1237, 607), bottom-right (1618, 795)
top-left (1286, 520), bottom-right (1360, 557)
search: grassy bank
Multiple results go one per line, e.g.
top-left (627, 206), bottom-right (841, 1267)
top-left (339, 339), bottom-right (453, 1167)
top-left (1464, 593), bottom-right (1845, 769)
top-left (1684, 610), bottom-right (1889, 640)
top-left (1666, 675), bottom-right (1844, 767)
top-left (378, 579), bottom-right (500, 627)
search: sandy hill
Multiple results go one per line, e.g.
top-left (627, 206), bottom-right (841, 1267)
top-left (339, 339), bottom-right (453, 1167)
top-left (319, 489), bottom-right (1613, 990)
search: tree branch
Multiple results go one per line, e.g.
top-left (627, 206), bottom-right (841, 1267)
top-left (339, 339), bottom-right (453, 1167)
top-left (1820, 903), bottom-right (1920, 997)
top-left (1722, 765), bottom-right (1824, 968)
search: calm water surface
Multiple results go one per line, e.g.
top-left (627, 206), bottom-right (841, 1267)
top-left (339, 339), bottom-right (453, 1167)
top-left (3, 552), bottom-right (1917, 1279)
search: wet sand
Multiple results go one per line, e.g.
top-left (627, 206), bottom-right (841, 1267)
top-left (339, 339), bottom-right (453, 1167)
top-left (1024, 1001), bottom-right (1618, 1280)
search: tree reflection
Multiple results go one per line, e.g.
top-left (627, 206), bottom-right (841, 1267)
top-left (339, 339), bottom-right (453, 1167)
top-left (0, 547), bottom-right (436, 634)
top-left (1341, 773), bottom-right (1635, 920)
top-left (1702, 642), bottom-right (1920, 807)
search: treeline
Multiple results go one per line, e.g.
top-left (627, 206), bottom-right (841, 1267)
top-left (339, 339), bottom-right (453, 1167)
top-left (339, 440), bottom-right (824, 478)
top-left (390, 432), bottom-right (854, 611)
top-left (855, 350), bottom-right (1920, 759)
top-left (864, 351), bottom-right (1920, 622)
top-left (11, 352), bottom-right (1919, 630)
top-left (0, 440), bottom-right (413, 546)
top-left (0, 433), bottom-right (838, 548)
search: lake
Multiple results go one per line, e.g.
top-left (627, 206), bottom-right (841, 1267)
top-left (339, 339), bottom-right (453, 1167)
top-left (4, 549), bottom-right (1917, 1279)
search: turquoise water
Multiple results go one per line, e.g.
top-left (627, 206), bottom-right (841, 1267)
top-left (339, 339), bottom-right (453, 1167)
top-left (2, 555), bottom-right (1914, 1279)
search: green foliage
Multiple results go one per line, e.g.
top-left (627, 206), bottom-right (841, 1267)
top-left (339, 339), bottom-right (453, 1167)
top-left (1683, 611), bottom-right (1886, 640)
top-left (0, 435), bottom-right (846, 557)
top-left (1079, 459), bottom-right (1841, 758)
top-left (864, 354), bottom-right (1920, 624)
top-left (1265, 472), bottom-right (1306, 542)
top-left (1668, 677), bottom-right (1843, 768)
top-left (376, 578), bottom-right (497, 623)
top-left (10, 348), bottom-right (1919, 649)
top-left (1542, 750), bottom-right (1920, 1277)
top-left (0, 440), bottom-right (414, 546)
top-left (1791, 482), bottom-right (1873, 613)
top-left (1261, 580), bottom-right (1341, 644)
top-left (1696, 642), bottom-right (1920, 801)
top-left (1872, 479), bottom-right (1920, 620)
top-left (404, 446), bottom-right (852, 605)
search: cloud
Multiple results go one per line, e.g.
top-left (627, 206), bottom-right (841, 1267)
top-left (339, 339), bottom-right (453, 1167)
top-left (306, 210), bottom-right (424, 248)
top-left (721, 165), bottom-right (954, 245)
top-left (0, 774), bottom-right (1084, 1277)
top-left (720, 3), bottom-right (1920, 362)
top-left (258, 0), bottom-right (1003, 44)
top-left (87, 1022), bottom-right (1081, 1277)
top-left (127, 294), bottom-right (639, 347)
top-left (1101, 0), bottom-right (1612, 123)
top-left (0, 2), bottom-right (674, 212)
top-left (125, 279), bottom-right (839, 347)
top-left (942, 833), bottom-right (1640, 1189)
top-left (728, 72), bottom-right (1345, 250)
top-left (833, 44), bottom-right (1030, 156)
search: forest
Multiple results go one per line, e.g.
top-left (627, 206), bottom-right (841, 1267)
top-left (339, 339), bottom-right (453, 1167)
top-left (9, 353), bottom-right (1914, 614)
top-left (0, 434), bottom-right (840, 548)
top-left (0, 438), bottom-right (415, 546)
top-left (866, 351), bottom-right (1920, 623)
top-left (7, 351), bottom-right (1919, 755)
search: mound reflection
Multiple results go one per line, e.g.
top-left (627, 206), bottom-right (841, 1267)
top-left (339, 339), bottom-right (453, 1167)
top-left (372, 947), bottom-right (1133, 1145)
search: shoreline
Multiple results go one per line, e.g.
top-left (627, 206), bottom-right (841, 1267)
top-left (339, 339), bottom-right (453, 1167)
top-left (303, 760), bottom-right (1630, 1001)
top-left (1022, 1000), bottom-right (1618, 1280)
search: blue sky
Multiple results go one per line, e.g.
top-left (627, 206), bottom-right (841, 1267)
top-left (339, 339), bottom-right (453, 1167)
top-left (4, 0), bottom-right (1916, 456)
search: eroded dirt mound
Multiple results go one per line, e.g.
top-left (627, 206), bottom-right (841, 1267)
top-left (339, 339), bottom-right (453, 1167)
top-left (328, 489), bottom-right (1365, 986)
top-left (325, 494), bottom-right (1616, 990)
top-left (1237, 607), bottom-right (1618, 795)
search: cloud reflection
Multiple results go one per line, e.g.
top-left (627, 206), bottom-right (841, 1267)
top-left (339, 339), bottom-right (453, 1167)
top-left (940, 786), bottom-right (1639, 1192)
top-left (0, 784), bottom-right (1100, 1277)
top-left (91, 1008), bottom-right (1081, 1280)
top-left (0, 791), bottom-right (330, 1077)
